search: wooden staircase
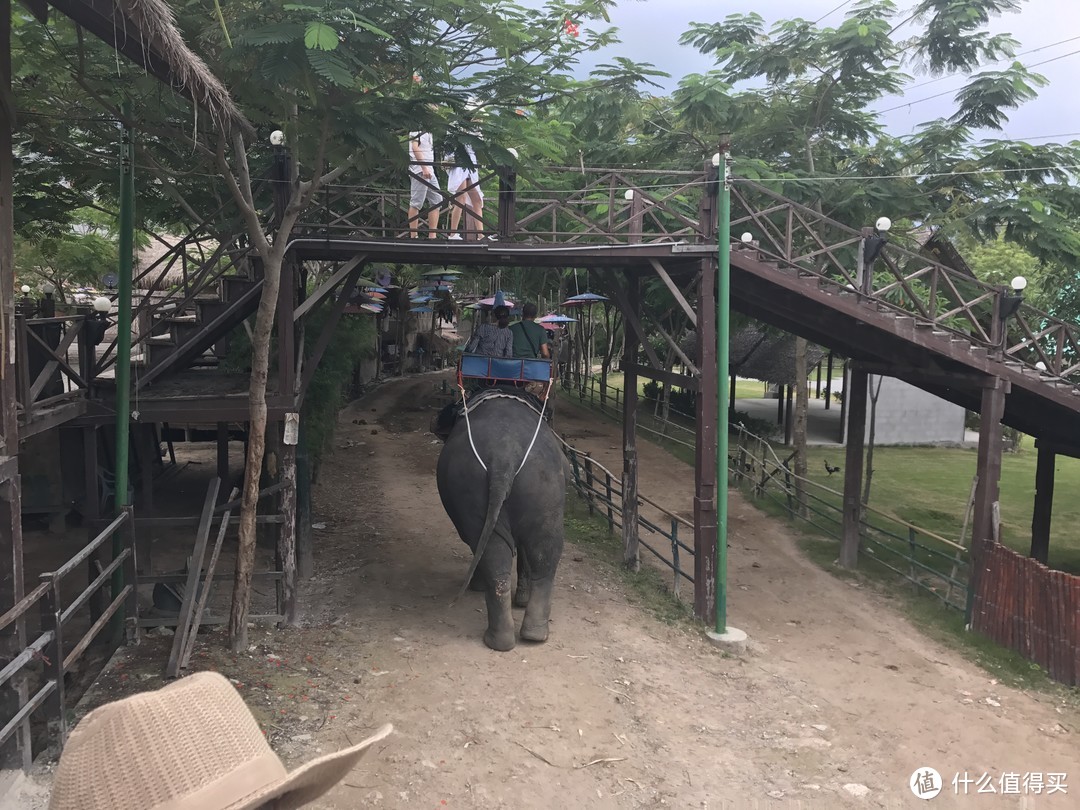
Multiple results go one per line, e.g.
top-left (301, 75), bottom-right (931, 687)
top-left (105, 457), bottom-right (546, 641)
top-left (137, 269), bottom-right (264, 390)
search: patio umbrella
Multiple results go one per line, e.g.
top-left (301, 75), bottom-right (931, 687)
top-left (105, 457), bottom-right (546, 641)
top-left (409, 306), bottom-right (434, 313)
top-left (478, 291), bottom-right (514, 309)
top-left (561, 291), bottom-right (609, 306)
top-left (537, 313), bottom-right (578, 324)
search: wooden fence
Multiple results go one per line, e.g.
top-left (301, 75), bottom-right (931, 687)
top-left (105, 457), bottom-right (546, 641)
top-left (971, 542), bottom-right (1080, 686)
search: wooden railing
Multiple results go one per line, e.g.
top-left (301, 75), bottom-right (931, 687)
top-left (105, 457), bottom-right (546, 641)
top-left (14, 314), bottom-right (95, 424)
top-left (0, 507), bottom-right (136, 757)
top-left (295, 165), bottom-right (713, 244)
top-left (729, 179), bottom-right (1080, 384)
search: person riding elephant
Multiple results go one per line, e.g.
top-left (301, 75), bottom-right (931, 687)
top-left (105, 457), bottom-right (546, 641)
top-left (431, 391), bottom-right (568, 650)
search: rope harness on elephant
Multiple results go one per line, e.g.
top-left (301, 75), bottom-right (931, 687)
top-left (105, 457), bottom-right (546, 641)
top-left (456, 379), bottom-right (555, 476)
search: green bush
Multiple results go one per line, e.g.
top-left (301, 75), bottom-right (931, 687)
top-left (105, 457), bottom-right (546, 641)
top-left (221, 312), bottom-right (376, 472)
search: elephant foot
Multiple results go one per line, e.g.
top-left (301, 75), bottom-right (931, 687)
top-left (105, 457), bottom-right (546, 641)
top-left (519, 576), bottom-right (555, 643)
top-left (513, 578), bottom-right (531, 608)
top-left (483, 579), bottom-right (515, 651)
top-left (519, 618), bottom-right (549, 643)
top-left (484, 627), bottom-right (517, 651)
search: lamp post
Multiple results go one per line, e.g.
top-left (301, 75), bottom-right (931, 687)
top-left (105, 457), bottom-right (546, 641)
top-left (704, 145), bottom-right (745, 650)
top-left (40, 281), bottom-right (55, 318)
top-left (997, 275), bottom-right (1027, 353)
top-left (270, 129), bottom-right (291, 229)
top-left (859, 216), bottom-right (891, 294)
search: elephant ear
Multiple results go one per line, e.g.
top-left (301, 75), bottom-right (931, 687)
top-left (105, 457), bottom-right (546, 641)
top-left (430, 403), bottom-right (458, 440)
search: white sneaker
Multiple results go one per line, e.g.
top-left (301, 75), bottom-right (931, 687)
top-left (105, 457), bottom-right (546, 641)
top-left (447, 233), bottom-right (463, 240)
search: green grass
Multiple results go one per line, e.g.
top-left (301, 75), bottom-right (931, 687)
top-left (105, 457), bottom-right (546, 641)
top-left (563, 498), bottom-right (692, 626)
top-left (790, 444), bottom-right (1080, 575)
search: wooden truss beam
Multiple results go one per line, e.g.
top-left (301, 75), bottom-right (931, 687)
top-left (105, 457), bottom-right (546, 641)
top-left (604, 273), bottom-right (662, 369)
top-left (648, 258), bottom-right (697, 327)
top-left (293, 254), bottom-right (366, 323)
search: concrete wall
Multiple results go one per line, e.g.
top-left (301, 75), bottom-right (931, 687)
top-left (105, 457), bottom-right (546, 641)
top-left (849, 375), bottom-right (966, 445)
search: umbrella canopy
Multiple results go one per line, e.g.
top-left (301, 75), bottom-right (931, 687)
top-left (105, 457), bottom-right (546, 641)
top-left (409, 294), bottom-right (433, 303)
top-left (360, 303), bottom-right (383, 314)
top-left (409, 306), bottom-right (434, 313)
top-left (422, 268), bottom-right (462, 276)
top-left (562, 292), bottom-right (609, 306)
top-left (355, 278), bottom-right (382, 288)
top-left (537, 313), bottom-right (578, 324)
top-left (478, 291), bottom-right (514, 309)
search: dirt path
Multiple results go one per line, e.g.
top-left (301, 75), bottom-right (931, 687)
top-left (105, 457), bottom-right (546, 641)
top-left (287, 377), bottom-right (1075, 809)
top-left (11, 375), bottom-right (1075, 809)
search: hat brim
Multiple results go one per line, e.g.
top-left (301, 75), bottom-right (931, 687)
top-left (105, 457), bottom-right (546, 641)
top-left (224, 724), bottom-right (393, 810)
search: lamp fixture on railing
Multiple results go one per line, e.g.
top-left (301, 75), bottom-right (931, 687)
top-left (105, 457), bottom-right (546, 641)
top-left (40, 280), bottom-right (56, 317)
top-left (87, 295), bottom-right (112, 346)
top-left (859, 216), bottom-right (891, 293)
top-left (999, 275), bottom-right (1027, 320)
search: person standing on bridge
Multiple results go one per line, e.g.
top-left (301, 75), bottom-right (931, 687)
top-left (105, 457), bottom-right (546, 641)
top-left (407, 128), bottom-right (443, 238)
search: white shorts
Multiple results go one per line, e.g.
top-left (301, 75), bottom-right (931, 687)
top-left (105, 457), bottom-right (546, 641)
top-left (447, 167), bottom-right (483, 201)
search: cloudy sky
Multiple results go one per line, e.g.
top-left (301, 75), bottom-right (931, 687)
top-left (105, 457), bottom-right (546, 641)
top-left (573, 0), bottom-right (1080, 143)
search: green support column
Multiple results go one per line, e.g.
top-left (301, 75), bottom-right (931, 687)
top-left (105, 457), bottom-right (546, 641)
top-left (707, 142), bottom-right (746, 651)
top-left (112, 102), bottom-right (135, 620)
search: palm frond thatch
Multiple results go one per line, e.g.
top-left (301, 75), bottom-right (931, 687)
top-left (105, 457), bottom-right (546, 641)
top-left (48, 0), bottom-right (250, 133)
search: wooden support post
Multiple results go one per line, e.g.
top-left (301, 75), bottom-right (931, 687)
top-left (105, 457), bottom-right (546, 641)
top-left (279, 436), bottom-right (298, 626)
top-left (277, 257), bottom-right (296, 404)
top-left (815, 361), bottom-right (822, 399)
top-left (969, 377), bottom-right (1008, 623)
top-left (621, 274), bottom-right (640, 571)
top-left (729, 373), bottom-right (736, 412)
top-left (784, 383), bottom-right (794, 446)
top-left (1030, 443), bottom-right (1055, 564)
top-left (693, 255), bottom-right (718, 622)
top-left (139, 424), bottom-right (155, 517)
top-left (837, 361), bottom-right (848, 442)
top-left (217, 422), bottom-right (230, 498)
top-left (776, 384), bottom-right (784, 424)
top-left (296, 420), bottom-right (314, 580)
top-left (840, 366), bottom-right (868, 568)
top-left (824, 352), bottom-right (834, 410)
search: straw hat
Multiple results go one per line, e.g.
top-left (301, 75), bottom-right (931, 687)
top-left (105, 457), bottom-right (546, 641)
top-left (48, 671), bottom-right (392, 810)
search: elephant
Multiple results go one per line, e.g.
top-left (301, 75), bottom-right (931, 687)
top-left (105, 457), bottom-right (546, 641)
top-left (431, 389), bottom-right (569, 651)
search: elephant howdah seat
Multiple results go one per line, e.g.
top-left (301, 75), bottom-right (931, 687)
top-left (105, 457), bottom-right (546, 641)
top-left (458, 353), bottom-right (553, 383)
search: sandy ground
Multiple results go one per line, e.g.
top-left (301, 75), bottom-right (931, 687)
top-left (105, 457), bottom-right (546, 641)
top-left (6, 373), bottom-right (1077, 810)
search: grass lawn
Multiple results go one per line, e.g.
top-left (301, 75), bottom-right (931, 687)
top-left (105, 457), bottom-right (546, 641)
top-left (795, 443), bottom-right (1080, 575)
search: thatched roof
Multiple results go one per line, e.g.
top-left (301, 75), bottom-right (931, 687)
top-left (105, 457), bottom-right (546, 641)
top-left (911, 226), bottom-right (976, 279)
top-left (39, 0), bottom-right (249, 133)
top-left (730, 325), bottom-right (827, 384)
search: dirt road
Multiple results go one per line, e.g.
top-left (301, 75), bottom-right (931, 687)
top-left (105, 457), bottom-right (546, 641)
top-left (289, 376), bottom-right (1077, 809)
top-left (11, 374), bottom-right (1075, 809)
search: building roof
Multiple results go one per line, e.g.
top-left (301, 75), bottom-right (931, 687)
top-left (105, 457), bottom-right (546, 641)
top-left (31, 0), bottom-right (248, 132)
top-left (730, 325), bottom-right (828, 385)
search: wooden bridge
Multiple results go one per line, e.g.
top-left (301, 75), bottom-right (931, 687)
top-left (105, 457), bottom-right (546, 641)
top-left (4, 157), bottom-right (1080, 765)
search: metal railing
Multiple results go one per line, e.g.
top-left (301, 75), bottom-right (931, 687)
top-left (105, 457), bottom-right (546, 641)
top-left (730, 425), bottom-right (970, 609)
top-left (0, 507), bottom-right (136, 757)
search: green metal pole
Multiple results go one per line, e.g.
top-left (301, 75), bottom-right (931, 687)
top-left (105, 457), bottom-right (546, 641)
top-left (715, 145), bottom-right (731, 634)
top-left (113, 101), bottom-right (135, 610)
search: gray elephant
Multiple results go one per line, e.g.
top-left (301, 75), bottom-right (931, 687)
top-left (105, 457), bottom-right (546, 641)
top-left (431, 390), bottom-right (569, 651)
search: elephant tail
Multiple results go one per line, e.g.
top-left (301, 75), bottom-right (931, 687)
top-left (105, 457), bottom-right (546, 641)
top-left (453, 466), bottom-right (515, 603)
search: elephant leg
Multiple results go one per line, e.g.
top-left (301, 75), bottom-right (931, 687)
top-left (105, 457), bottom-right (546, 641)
top-left (519, 576), bottom-right (555, 643)
top-left (468, 572), bottom-right (486, 592)
top-left (479, 541), bottom-right (515, 651)
top-left (513, 552), bottom-right (532, 608)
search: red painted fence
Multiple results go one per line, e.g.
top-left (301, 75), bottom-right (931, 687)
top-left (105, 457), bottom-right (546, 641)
top-left (971, 542), bottom-right (1080, 686)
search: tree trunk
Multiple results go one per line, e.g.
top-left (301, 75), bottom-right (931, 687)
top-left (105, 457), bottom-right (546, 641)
top-left (793, 337), bottom-right (809, 518)
top-left (862, 374), bottom-right (884, 505)
top-left (229, 250), bottom-right (283, 653)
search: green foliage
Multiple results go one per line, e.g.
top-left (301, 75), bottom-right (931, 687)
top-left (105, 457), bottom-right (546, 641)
top-left (301, 312), bottom-right (377, 467)
top-left (14, 208), bottom-right (120, 299)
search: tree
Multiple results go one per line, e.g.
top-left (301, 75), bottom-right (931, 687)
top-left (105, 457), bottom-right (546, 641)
top-left (14, 208), bottom-right (119, 300)
top-left (16, 0), bottom-right (635, 650)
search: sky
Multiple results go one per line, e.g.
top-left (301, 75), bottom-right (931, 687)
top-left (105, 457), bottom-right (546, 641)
top-left (571, 0), bottom-right (1080, 144)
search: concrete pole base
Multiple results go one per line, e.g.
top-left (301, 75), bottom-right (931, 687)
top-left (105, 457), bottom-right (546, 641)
top-left (706, 626), bottom-right (748, 654)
